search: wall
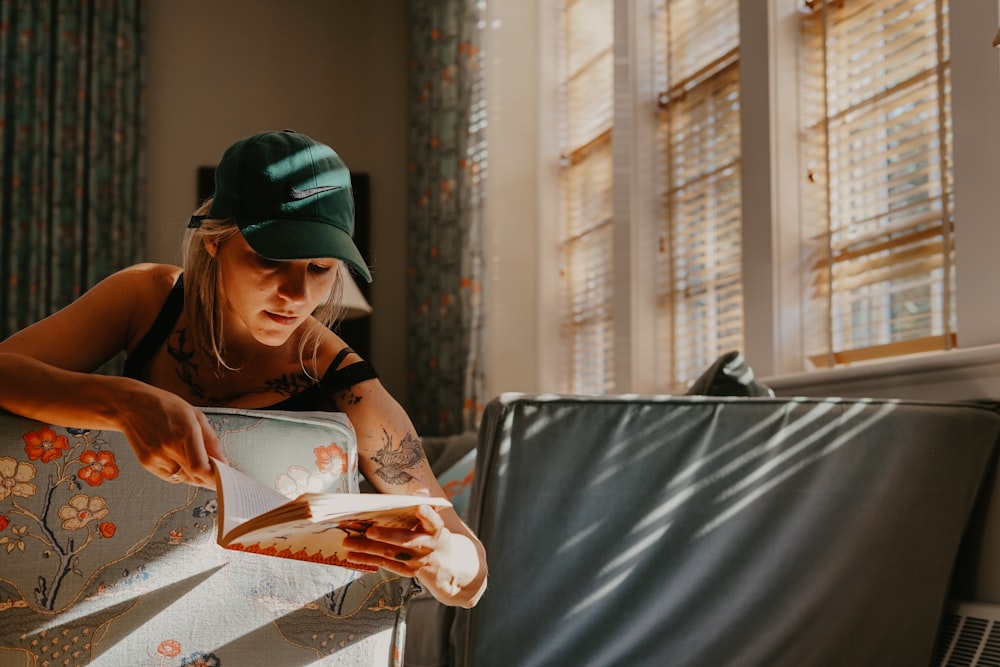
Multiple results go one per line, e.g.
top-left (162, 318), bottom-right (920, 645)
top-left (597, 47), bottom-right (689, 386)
top-left (145, 0), bottom-right (410, 404)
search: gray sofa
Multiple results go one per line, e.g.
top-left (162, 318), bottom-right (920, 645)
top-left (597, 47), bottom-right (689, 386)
top-left (408, 393), bottom-right (1000, 667)
top-left (3, 394), bottom-right (996, 666)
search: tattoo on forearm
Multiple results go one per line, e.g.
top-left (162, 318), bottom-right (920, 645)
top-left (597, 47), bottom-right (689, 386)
top-left (167, 328), bottom-right (206, 400)
top-left (371, 429), bottom-right (425, 485)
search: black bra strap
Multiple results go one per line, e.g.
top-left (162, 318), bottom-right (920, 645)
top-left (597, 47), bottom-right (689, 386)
top-left (330, 346), bottom-right (354, 370)
top-left (321, 360), bottom-right (379, 393)
top-left (318, 347), bottom-right (379, 394)
top-left (123, 275), bottom-right (185, 379)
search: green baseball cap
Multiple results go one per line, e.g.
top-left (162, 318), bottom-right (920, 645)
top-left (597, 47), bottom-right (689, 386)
top-left (189, 129), bottom-right (371, 282)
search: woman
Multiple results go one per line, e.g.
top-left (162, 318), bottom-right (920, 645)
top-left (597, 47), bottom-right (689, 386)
top-left (0, 130), bottom-right (486, 608)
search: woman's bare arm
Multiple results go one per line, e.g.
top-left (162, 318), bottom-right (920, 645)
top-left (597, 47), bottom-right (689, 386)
top-left (0, 265), bottom-right (222, 486)
top-left (332, 362), bottom-right (487, 608)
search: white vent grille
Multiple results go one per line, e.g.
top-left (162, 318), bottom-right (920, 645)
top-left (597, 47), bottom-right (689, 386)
top-left (935, 601), bottom-right (1000, 666)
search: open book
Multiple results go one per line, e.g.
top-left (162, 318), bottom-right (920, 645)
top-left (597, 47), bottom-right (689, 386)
top-left (212, 458), bottom-right (451, 572)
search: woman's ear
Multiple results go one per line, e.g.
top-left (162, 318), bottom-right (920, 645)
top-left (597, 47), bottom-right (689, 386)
top-left (203, 236), bottom-right (219, 258)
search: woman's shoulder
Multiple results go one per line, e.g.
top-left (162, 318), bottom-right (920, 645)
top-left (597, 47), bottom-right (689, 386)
top-left (55, 263), bottom-right (179, 311)
top-left (94, 264), bottom-right (182, 346)
top-left (0, 264), bottom-right (183, 369)
top-left (96, 263), bottom-right (180, 301)
top-left (109, 263), bottom-right (181, 287)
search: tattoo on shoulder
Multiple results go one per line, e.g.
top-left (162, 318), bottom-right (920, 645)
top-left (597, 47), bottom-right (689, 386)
top-left (167, 328), bottom-right (206, 400)
top-left (371, 429), bottom-right (425, 486)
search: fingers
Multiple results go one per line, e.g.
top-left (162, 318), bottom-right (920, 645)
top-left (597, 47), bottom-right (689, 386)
top-left (123, 396), bottom-right (220, 489)
top-left (155, 460), bottom-right (184, 483)
top-left (151, 410), bottom-right (215, 488)
top-left (153, 456), bottom-right (210, 488)
top-left (415, 504), bottom-right (446, 533)
top-left (180, 411), bottom-right (221, 488)
top-left (363, 505), bottom-right (443, 546)
top-left (343, 547), bottom-right (426, 576)
top-left (197, 410), bottom-right (226, 463)
top-left (342, 505), bottom-right (446, 572)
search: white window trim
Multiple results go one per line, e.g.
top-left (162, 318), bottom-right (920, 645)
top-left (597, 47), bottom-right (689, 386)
top-left (483, 0), bottom-right (1000, 403)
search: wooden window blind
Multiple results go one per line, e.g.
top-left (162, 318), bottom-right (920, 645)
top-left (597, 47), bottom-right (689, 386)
top-left (798, 0), bottom-right (955, 368)
top-left (557, 0), bottom-right (615, 393)
top-left (654, 0), bottom-right (743, 391)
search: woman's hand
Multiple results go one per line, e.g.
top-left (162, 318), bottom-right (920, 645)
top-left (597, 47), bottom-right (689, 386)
top-left (342, 504), bottom-right (486, 608)
top-left (0, 351), bottom-right (224, 489)
top-left (112, 382), bottom-right (225, 489)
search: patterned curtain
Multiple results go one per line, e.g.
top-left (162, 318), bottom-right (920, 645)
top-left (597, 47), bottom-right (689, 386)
top-left (407, 0), bottom-right (487, 436)
top-left (0, 0), bottom-right (147, 341)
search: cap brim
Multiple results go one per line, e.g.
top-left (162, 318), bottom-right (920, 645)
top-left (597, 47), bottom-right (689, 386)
top-left (239, 219), bottom-right (372, 283)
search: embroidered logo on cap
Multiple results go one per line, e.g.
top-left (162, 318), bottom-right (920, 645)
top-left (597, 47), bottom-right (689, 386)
top-left (289, 185), bottom-right (343, 200)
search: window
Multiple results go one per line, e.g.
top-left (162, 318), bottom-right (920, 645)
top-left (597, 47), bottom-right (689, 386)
top-left (653, 0), bottom-right (743, 390)
top-left (559, 0), bottom-right (957, 393)
top-left (487, 0), bottom-right (1000, 399)
top-left (798, 0), bottom-right (954, 368)
top-left (556, 0), bottom-right (616, 393)
top-left (556, 0), bottom-right (743, 393)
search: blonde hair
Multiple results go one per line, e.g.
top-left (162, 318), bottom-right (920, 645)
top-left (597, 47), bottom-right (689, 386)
top-left (181, 198), bottom-right (347, 378)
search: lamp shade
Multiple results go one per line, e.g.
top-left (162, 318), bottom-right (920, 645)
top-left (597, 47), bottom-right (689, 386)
top-left (339, 263), bottom-right (372, 320)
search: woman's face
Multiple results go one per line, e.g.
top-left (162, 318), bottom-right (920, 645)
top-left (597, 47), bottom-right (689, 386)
top-left (211, 231), bottom-right (339, 348)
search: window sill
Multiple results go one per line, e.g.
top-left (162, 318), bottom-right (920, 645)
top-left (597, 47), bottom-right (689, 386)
top-left (762, 344), bottom-right (1000, 402)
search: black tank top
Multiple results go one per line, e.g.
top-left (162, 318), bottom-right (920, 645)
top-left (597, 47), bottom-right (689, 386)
top-left (122, 275), bottom-right (378, 411)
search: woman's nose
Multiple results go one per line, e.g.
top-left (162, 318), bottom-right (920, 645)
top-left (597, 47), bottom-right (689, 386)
top-left (277, 266), bottom-right (309, 303)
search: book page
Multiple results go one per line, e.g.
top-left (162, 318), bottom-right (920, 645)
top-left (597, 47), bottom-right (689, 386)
top-left (213, 458), bottom-right (292, 539)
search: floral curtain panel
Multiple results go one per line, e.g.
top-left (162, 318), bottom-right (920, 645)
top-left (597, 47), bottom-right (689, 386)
top-left (0, 0), bottom-right (147, 340)
top-left (407, 0), bottom-right (487, 436)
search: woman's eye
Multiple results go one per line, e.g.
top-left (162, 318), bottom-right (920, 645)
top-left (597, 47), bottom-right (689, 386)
top-left (309, 264), bottom-right (333, 274)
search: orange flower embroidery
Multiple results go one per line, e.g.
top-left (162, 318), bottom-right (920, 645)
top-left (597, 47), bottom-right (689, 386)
top-left (315, 443), bottom-right (348, 475)
top-left (99, 521), bottom-right (116, 538)
top-left (23, 428), bottom-right (69, 463)
top-left (78, 450), bottom-right (119, 486)
top-left (157, 639), bottom-right (181, 657)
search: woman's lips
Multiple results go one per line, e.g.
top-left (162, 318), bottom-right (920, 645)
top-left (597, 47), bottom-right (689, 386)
top-left (265, 311), bottom-right (298, 325)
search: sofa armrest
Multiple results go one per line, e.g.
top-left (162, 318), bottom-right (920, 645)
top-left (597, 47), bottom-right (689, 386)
top-left (0, 408), bottom-right (416, 666)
